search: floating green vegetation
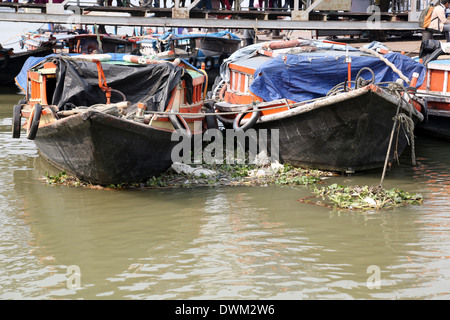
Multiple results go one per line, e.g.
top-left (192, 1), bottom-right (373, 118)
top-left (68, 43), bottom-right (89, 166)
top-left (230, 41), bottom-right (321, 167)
top-left (313, 183), bottom-right (423, 210)
top-left (143, 163), bottom-right (331, 188)
top-left (44, 171), bottom-right (84, 187)
top-left (42, 163), bottom-right (333, 190)
top-left (44, 171), bottom-right (109, 189)
top-left (274, 165), bottom-right (324, 186)
top-left (42, 167), bottom-right (425, 210)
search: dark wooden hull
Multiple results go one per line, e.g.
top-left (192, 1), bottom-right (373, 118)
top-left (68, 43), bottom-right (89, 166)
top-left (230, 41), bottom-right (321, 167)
top-left (34, 110), bottom-right (181, 185)
top-left (251, 86), bottom-right (423, 172)
top-left (415, 102), bottom-right (450, 140)
top-left (0, 47), bottom-right (53, 86)
top-left (417, 114), bottom-right (450, 141)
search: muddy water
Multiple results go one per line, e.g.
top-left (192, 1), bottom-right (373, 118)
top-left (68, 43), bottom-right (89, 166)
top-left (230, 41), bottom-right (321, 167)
top-left (0, 90), bottom-right (449, 300)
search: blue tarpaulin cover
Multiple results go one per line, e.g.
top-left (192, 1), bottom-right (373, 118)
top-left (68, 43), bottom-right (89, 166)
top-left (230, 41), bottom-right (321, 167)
top-left (249, 52), bottom-right (427, 103)
top-left (15, 56), bottom-right (51, 93)
top-left (160, 30), bottom-right (241, 41)
top-left (138, 30), bottom-right (241, 44)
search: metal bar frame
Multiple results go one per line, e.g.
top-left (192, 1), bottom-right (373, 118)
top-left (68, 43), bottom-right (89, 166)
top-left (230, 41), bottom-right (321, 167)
top-left (0, 11), bottom-right (420, 30)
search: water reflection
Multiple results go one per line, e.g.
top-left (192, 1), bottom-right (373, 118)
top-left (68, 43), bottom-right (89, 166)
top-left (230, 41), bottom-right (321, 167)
top-left (0, 92), bottom-right (449, 300)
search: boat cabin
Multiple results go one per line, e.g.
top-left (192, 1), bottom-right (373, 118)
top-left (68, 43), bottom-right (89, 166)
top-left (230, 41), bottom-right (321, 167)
top-left (23, 33), bottom-right (138, 55)
top-left (417, 59), bottom-right (450, 114)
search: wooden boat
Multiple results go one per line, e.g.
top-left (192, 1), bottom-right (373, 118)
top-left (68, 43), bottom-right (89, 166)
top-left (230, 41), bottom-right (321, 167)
top-left (416, 40), bottom-right (450, 140)
top-left (12, 54), bottom-right (209, 185)
top-left (139, 31), bottom-right (241, 85)
top-left (0, 46), bottom-right (53, 86)
top-left (22, 33), bottom-right (138, 55)
top-left (211, 39), bottom-right (426, 173)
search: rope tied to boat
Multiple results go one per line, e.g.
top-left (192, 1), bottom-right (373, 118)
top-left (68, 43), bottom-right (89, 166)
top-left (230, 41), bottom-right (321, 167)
top-left (379, 84), bottom-right (417, 187)
top-left (359, 47), bottom-right (411, 85)
top-left (396, 112), bottom-right (416, 166)
top-left (355, 67), bottom-right (375, 89)
top-left (327, 67), bottom-right (375, 95)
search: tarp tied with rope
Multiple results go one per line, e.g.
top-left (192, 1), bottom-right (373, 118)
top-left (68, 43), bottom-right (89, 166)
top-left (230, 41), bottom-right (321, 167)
top-left (16, 55), bottom-right (192, 112)
top-left (52, 57), bottom-right (189, 111)
top-left (249, 52), bottom-right (427, 103)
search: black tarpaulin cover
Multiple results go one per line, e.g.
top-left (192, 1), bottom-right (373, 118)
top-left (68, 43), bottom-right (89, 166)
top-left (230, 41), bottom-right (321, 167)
top-left (52, 58), bottom-right (192, 111)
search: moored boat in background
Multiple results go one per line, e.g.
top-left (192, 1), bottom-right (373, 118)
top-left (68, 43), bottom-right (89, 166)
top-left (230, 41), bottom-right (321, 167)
top-left (21, 32), bottom-right (138, 55)
top-left (416, 40), bottom-right (450, 140)
top-left (0, 45), bottom-right (53, 86)
top-left (139, 31), bottom-right (241, 86)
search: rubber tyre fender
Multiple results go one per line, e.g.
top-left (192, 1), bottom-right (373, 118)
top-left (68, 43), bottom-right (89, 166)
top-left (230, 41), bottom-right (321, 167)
top-left (188, 57), bottom-right (197, 68)
top-left (215, 113), bottom-right (234, 129)
top-left (169, 109), bottom-right (192, 139)
top-left (204, 56), bottom-right (213, 70)
top-left (233, 105), bottom-right (260, 132)
top-left (204, 101), bottom-right (218, 130)
top-left (27, 104), bottom-right (42, 140)
top-left (218, 53), bottom-right (228, 67)
top-left (12, 104), bottom-right (23, 139)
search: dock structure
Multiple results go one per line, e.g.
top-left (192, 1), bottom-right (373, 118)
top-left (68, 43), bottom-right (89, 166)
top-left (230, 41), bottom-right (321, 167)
top-left (0, 0), bottom-right (429, 31)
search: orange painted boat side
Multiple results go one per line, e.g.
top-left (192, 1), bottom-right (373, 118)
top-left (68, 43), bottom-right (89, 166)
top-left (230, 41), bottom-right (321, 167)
top-left (427, 101), bottom-right (450, 111)
top-left (417, 61), bottom-right (450, 111)
top-left (418, 62), bottom-right (450, 95)
top-left (223, 91), bottom-right (262, 105)
top-left (228, 62), bottom-right (255, 75)
top-left (224, 58), bottom-right (303, 118)
top-left (224, 62), bottom-right (265, 105)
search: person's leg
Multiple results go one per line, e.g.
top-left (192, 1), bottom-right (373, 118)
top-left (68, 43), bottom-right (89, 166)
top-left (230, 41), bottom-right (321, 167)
top-left (222, 0), bottom-right (231, 9)
top-left (196, 0), bottom-right (204, 8)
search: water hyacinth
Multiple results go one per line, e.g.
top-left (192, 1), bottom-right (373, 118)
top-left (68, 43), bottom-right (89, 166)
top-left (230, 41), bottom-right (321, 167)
top-left (274, 166), bottom-right (325, 186)
top-left (313, 183), bottom-right (423, 210)
top-left (43, 167), bottom-right (424, 211)
top-left (44, 171), bottom-right (82, 186)
top-left (42, 163), bottom-right (332, 189)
